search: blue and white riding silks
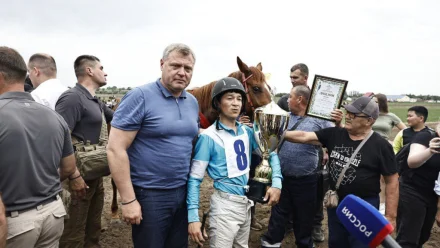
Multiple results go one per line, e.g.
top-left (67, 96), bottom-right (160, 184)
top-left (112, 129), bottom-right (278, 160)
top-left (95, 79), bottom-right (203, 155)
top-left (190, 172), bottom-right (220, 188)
top-left (187, 120), bottom-right (282, 222)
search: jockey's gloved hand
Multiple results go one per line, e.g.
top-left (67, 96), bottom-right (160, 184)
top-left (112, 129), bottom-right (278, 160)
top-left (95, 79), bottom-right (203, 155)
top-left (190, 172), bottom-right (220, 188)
top-left (268, 151), bottom-right (282, 189)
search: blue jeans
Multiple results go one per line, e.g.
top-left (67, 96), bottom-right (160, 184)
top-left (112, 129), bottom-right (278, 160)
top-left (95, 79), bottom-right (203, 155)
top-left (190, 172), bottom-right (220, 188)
top-left (327, 195), bottom-right (379, 248)
top-left (262, 174), bottom-right (318, 248)
top-left (132, 185), bottom-right (188, 248)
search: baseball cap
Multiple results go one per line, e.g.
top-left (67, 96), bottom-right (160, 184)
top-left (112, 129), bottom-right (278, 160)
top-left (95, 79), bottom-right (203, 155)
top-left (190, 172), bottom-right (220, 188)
top-left (343, 96), bottom-right (379, 120)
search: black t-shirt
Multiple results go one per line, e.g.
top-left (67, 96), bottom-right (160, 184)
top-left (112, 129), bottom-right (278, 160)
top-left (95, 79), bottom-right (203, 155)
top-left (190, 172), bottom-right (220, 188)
top-left (55, 83), bottom-right (113, 144)
top-left (403, 131), bottom-right (440, 196)
top-left (315, 127), bottom-right (397, 200)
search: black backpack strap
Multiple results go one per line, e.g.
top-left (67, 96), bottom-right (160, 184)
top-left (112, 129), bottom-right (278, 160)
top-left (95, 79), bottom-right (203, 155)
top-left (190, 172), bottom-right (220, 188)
top-left (277, 116), bottom-right (307, 152)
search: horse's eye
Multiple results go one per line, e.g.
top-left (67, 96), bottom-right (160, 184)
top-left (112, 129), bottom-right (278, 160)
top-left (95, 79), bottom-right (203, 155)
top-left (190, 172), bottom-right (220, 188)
top-left (252, 86), bottom-right (261, 92)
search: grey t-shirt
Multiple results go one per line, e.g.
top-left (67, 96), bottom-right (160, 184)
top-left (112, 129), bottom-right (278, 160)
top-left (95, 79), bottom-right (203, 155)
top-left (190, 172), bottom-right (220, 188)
top-left (0, 92), bottom-right (73, 211)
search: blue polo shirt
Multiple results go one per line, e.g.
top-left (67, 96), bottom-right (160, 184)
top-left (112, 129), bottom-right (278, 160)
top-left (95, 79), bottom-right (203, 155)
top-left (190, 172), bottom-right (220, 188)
top-left (111, 79), bottom-right (199, 189)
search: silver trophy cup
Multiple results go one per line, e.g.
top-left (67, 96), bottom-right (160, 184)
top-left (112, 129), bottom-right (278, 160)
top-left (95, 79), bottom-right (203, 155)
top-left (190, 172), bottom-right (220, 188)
top-left (247, 101), bottom-right (289, 203)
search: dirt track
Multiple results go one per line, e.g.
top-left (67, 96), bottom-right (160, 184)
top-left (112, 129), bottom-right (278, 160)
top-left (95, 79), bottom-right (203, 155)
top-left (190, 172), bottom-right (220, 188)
top-left (100, 176), bottom-right (440, 248)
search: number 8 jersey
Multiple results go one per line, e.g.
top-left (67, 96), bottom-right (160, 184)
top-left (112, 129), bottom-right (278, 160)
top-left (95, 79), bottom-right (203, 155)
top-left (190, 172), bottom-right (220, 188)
top-left (187, 121), bottom-right (260, 222)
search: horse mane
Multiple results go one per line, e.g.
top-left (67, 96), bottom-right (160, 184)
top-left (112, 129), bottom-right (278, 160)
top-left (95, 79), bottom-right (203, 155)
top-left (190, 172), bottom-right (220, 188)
top-left (229, 66), bottom-right (267, 88)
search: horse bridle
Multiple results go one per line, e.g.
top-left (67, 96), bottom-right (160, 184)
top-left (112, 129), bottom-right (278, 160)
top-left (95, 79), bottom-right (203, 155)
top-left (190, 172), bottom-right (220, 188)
top-left (241, 72), bottom-right (272, 112)
top-left (241, 72), bottom-right (255, 112)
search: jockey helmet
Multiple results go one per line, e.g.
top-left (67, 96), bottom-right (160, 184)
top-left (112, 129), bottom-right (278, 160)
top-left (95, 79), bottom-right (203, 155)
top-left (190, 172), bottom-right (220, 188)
top-left (211, 77), bottom-right (247, 110)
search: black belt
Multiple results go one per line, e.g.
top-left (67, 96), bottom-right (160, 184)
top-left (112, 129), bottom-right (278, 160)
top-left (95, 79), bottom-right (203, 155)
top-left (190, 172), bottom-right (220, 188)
top-left (6, 195), bottom-right (59, 218)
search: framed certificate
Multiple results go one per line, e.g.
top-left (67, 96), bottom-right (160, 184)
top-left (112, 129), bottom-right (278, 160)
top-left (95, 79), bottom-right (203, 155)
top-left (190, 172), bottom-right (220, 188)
top-left (306, 75), bottom-right (348, 121)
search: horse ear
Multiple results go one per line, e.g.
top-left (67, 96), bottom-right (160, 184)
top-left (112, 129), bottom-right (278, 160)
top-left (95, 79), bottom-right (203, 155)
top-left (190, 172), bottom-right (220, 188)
top-left (256, 62), bottom-right (263, 71)
top-left (237, 56), bottom-right (250, 74)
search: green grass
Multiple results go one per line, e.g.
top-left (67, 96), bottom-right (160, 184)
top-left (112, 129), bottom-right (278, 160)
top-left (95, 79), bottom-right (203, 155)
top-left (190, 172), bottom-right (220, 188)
top-left (388, 102), bottom-right (440, 123)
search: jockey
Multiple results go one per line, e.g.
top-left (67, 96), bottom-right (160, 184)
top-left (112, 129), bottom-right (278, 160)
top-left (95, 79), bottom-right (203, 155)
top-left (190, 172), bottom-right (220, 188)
top-left (187, 77), bottom-right (283, 247)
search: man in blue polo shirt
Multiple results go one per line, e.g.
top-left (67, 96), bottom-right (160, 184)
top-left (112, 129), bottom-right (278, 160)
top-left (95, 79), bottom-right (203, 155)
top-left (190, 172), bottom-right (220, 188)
top-left (262, 86), bottom-right (342, 248)
top-left (187, 77), bottom-right (282, 248)
top-left (107, 43), bottom-right (199, 248)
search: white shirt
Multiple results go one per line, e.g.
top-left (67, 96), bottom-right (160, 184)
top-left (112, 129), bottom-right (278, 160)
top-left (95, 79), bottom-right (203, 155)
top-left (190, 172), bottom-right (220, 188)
top-left (31, 78), bottom-right (68, 110)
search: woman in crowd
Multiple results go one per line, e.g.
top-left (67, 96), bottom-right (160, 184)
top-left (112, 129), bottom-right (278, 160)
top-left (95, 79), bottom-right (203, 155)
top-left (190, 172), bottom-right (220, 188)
top-left (372, 93), bottom-right (406, 141)
top-left (396, 123), bottom-right (440, 247)
top-left (370, 93), bottom-right (406, 213)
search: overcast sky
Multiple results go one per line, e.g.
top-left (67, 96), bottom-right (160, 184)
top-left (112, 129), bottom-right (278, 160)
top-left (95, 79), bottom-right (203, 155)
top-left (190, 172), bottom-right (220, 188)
top-left (2, 0), bottom-right (439, 95)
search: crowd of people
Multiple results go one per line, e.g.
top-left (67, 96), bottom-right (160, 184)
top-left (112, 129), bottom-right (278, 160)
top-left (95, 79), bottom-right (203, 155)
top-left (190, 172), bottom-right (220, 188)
top-left (0, 43), bottom-right (440, 248)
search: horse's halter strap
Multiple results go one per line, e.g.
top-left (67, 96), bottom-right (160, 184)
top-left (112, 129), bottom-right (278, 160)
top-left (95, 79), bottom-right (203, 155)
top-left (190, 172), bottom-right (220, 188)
top-left (241, 73), bottom-right (255, 112)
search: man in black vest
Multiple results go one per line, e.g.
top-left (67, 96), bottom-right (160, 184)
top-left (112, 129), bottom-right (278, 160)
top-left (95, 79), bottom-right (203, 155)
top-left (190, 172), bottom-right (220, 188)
top-left (393, 106), bottom-right (431, 154)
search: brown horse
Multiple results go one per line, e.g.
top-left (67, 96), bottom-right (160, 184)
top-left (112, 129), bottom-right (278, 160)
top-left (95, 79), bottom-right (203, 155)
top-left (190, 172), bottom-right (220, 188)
top-left (109, 57), bottom-right (272, 221)
top-left (188, 56), bottom-right (273, 127)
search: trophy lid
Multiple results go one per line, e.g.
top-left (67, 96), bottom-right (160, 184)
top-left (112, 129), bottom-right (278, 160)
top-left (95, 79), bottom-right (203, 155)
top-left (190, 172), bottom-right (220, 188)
top-left (256, 101), bottom-right (289, 116)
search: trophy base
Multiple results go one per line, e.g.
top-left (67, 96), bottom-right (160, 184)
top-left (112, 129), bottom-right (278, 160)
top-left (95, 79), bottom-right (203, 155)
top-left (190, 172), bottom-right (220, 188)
top-left (246, 180), bottom-right (270, 204)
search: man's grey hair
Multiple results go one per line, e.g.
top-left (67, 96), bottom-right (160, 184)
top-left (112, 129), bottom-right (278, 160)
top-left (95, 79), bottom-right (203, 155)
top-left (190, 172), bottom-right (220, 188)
top-left (293, 85), bottom-right (310, 102)
top-left (162, 43), bottom-right (196, 62)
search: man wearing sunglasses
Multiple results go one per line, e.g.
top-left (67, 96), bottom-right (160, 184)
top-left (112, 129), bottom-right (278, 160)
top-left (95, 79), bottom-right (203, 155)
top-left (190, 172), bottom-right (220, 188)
top-left (283, 96), bottom-right (399, 248)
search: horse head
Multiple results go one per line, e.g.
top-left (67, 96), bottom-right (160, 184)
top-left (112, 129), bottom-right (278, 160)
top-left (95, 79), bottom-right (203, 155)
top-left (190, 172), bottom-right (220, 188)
top-left (229, 56), bottom-right (273, 119)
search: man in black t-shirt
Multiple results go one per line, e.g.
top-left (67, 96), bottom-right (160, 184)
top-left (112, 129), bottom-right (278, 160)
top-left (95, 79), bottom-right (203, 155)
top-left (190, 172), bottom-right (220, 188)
top-left (284, 96), bottom-right (399, 248)
top-left (56, 55), bottom-right (113, 248)
top-left (396, 125), bottom-right (440, 247)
